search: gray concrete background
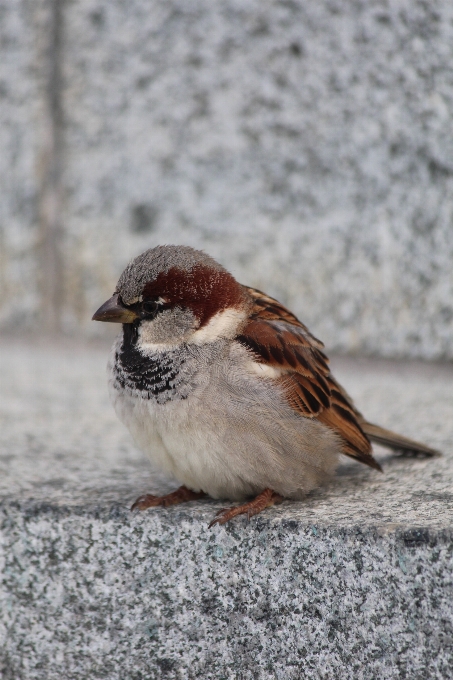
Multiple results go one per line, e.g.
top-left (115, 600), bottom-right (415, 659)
top-left (1, 0), bottom-right (453, 358)
top-left (1, 339), bottom-right (452, 678)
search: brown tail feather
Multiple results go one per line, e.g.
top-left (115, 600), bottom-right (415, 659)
top-left (340, 442), bottom-right (383, 472)
top-left (361, 421), bottom-right (441, 457)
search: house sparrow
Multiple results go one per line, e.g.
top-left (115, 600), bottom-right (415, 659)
top-left (93, 245), bottom-right (439, 526)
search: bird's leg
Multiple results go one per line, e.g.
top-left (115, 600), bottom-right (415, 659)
top-left (131, 485), bottom-right (206, 511)
top-left (209, 488), bottom-right (283, 528)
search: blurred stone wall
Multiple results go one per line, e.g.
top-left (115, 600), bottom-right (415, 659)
top-left (1, 0), bottom-right (453, 358)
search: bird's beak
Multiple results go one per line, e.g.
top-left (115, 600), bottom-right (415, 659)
top-left (92, 294), bottom-right (139, 323)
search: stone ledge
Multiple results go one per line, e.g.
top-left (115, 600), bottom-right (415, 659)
top-left (1, 499), bottom-right (453, 680)
top-left (0, 340), bottom-right (452, 679)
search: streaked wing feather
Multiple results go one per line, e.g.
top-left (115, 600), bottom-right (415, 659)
top-left (239, 286), bottom-right (381, 470)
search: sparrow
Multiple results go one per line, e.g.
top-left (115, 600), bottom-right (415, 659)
top-left (93, 245), bottom-right (439, 527)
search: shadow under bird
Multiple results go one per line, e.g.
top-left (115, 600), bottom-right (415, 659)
top-left (93, 245), bottom-right (439, 526)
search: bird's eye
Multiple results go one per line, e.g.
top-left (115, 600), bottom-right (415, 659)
top-left (142, 300), bottom-right (159, 317)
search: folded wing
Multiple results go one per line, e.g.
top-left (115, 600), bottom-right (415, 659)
top-left (238, 286), bottom-right (382, 471)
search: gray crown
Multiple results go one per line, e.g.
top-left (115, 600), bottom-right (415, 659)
top-left (116, 245), bottom-right (226, 304)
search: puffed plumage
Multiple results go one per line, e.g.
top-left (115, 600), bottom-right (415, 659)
top-left (93, 245), bottom-right (439, 525)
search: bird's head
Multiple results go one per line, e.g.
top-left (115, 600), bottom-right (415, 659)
top-left (92, 245), bottom-right (249, 347)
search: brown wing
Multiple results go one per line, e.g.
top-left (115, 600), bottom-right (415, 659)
top-left (239, 286), bottom-right (382, 471)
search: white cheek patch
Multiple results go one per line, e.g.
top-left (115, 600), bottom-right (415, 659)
top-left (190, 307), bottom-right (247, 344)
top-left (245, 361), bottom-right (283, 379)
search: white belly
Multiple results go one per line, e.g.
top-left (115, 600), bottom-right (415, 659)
top-left (110, 385), bottom-right (255, 499)
top-left (108, 339), bottom-right (341, 501)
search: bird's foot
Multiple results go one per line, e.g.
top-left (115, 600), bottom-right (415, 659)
top-left (209, 488), bottom-right (283, 528)
top-left (131, 485), bottom-right (206, 511)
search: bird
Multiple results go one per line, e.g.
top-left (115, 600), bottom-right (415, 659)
top-left (92, 245), bottom-right (439, 527)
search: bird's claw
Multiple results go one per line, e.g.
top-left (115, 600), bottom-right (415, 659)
top-left (208, 508), bottom-right (232, 528)
top-left (131, 494), bottom-right (161, 511)
top-left (208, 489), bottom-right (283, 528)
top-left (131, 486), bottom-right (206, 512)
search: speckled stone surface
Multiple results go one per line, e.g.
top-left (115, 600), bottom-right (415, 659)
top-left (1, 0), bottom-right (453, 358)
top-left (0, 0), bottom-right (50, 327)
top-left (0, 339), bottom-right (452, 679)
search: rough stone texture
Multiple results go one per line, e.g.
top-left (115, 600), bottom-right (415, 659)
top-left (0, 0), bottom-right (50, 328)
top-left (1, 0), bottom-right (453, 358)
top-left (1, 339), bottom-right (452, 678)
